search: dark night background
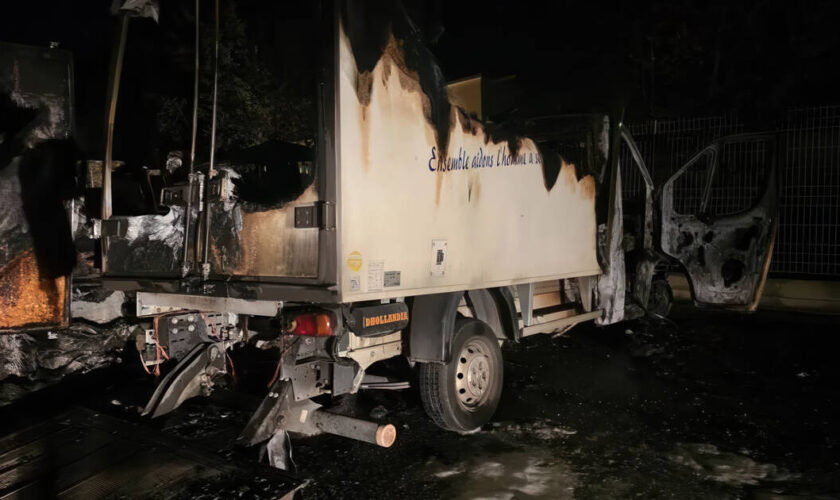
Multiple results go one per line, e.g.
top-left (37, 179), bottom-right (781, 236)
top-left (2, 0), bottom-right (839, 169)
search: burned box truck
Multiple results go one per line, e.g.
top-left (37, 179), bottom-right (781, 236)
top-left (0, 1), bottom-right (777, 463)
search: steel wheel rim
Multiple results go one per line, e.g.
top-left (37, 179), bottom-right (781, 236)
top-left (455, 339), bottom-right (492, 410)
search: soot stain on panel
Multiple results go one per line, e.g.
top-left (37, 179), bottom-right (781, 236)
top-left (106, 209), bottom-right (185, 274)
top-left (219, 141), bottom-right (315, 209)
top-left (342, 1), bottom-right (600, 200)
top-left (1, 91), bottom-right (78, 280)
top-left (722, 258), bottom-right (745, 287)
top-left (467, 177), bottom-right (482, 204)
top-left (456, 108), bottom-right (480, 136)
top-left (483, 121), bottom-right (524, 159)
top-left (17, 139), bottom-right (78, 278)
top-left (537, 143), bottom-right (562, 191)
top-left (578, 174), bottom-right (596, 200)
top-left (0, 250), bottom-right (66, 329)
top-left (342, 1), bottom-right (451, 157)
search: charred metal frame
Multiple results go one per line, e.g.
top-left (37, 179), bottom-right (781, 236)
top-left (620, 126), bottom-right (661, 319)
top-left (99, 0), bottom-right (340, 302)
top-left (659, 133), bottom-right (778, 310)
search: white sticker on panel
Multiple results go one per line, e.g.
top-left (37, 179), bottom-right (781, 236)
top-left (350, 275), bottom-right (361, 291)
top-left (368, 260), bottom-right (384, 291)
top-left (430, 239), bottom-right (447, 277)
top-left (384, 271), bottom-right (401, 287)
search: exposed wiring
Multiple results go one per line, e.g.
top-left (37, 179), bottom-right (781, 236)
top-left (225, 351), bottom-right (238, 385)
top-left (266, 338), bottom-right (296, 388)
top-left (150, 314), bottom-right (171, 376)
top-left (138, 349), bottom-right (152, 375)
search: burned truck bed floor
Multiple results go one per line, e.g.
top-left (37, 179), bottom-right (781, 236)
top-left (2, 307), bottom-right (839, 499)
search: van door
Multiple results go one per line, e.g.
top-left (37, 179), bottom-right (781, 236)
top-left (659, 133), bottom-right (778, 311)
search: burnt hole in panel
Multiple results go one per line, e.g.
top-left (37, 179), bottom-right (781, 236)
top-left (341, 1), bottom-right (452, 157)
top-left (483, 121), bottom-right (523, 159)
top-left (219, 141), bottom-right (315, 209)
top-left (533, 116), bottom-right (607, 191)
top-left (703, 231), bottom-right (715, 243)
top-left (734, 225), bottom-right (760, 252)
top-left (722, 258), bottom-right (745, 287)
top-left (696, 245), bottom-right (706, 267)
top-left (536, 143), bottom-right (562, 191)
top-left (677, 231), bottom-right (695, 252)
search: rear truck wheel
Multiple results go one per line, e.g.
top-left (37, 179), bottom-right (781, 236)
top-left (418, 318), bottom-right (503, 432)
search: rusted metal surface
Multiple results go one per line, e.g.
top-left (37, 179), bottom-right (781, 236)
top-left (203, 141), bottom-right (321, 279)
top-left (0, 43), bottom-right (75, 331)
top-left (208, 183), bottom-right (320, 278)
top-left (0, 250), bottom-right (68, 330)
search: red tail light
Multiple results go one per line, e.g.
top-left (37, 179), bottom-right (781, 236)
top-left (287, 312), bottom-right (333, 337)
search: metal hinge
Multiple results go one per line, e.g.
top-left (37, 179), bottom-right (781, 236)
top-left (294, 201), bottom-right (335, 230)
top-left (160, 172), bottom-right (204, 207)
top-left (97, 218), bottom-right (127, 237)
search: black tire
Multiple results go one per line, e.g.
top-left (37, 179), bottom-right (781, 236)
top-left (418, 318), bottom-right (503, 432)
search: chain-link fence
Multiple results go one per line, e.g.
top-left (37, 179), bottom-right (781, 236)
top-left (619, 106), bottom-right (840, 279)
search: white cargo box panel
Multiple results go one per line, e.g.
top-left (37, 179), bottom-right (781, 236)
top-left (336, 26), bottom-right (601, 302)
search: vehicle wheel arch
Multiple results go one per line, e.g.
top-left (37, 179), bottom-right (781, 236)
top-left (407, 287), bottom-right (515, 364)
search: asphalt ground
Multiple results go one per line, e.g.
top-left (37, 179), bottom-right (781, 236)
top-left (2, 305), bottom-right (838, 499)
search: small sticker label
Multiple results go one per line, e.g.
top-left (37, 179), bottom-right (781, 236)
top-left (384, 271), bottom-right (401, 287)
top-left (368, 260), bottom-right (384, 291)
top-left (349, 275), bottom-right (361, 292)
top-left (347, 251), bottom-right (363, 272)
top-left (431, 239), bottom-right (447, 276)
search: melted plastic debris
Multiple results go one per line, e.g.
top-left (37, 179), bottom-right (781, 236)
top-left (0, 323), bottom-right (133, 405)
top-left (71, 289), bottom-right (126, 324)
